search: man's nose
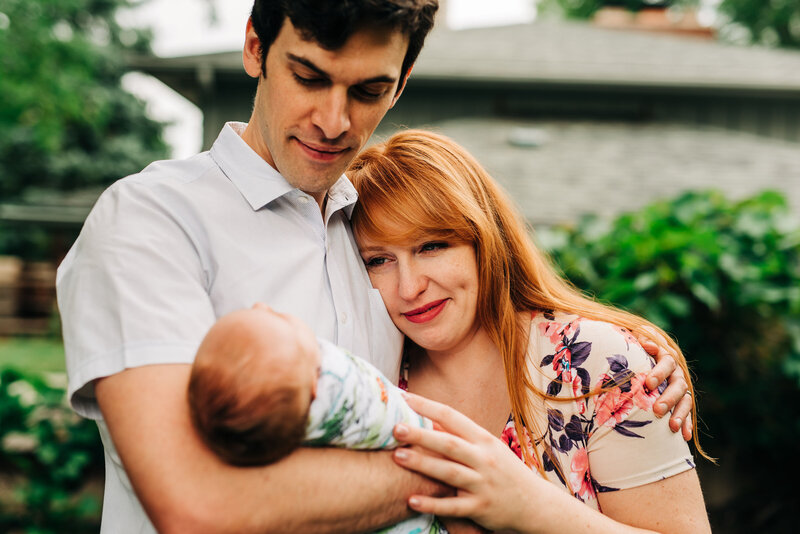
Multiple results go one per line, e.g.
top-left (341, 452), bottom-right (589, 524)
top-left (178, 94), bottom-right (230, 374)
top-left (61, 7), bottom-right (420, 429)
top-left (312, 88), bottom-right (351, 140)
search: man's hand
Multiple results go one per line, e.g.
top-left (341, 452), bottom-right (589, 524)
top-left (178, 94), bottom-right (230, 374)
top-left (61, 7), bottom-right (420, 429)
top-left (635, 326), bottom-right (693, 442)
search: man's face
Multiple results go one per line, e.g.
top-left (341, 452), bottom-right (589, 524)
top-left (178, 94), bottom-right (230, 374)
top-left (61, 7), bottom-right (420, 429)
top-left (242, 19), bottom-right (409, 205)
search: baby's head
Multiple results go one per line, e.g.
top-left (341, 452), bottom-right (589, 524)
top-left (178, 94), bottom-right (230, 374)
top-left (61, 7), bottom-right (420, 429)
top-left (188, 303), bottom-right (320, 466)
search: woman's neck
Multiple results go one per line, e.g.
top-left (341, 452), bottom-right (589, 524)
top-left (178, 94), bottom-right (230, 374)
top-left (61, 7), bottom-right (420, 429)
top-left (407, 327), bottom-right (510, 435)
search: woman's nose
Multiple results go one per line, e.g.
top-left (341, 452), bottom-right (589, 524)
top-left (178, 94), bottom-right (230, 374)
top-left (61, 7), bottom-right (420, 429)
top-left (397, 262), bottom-right (427, 301)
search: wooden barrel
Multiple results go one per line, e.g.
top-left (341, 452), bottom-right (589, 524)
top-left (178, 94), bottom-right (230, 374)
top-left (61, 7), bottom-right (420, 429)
top-left (18, 261), bottom-right (57, 317)
top-left (0, 256), bottom-right (23, 316)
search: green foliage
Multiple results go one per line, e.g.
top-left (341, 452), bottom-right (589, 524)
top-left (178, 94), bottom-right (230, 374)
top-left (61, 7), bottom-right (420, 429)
top-left (540, 0), bottom-right (675, 20)
top-left (0, 368), bottom-right (103, 532)
top-left (540, 0), bottom-right (800, 50)
top-left (541, 190), bottom-right (800, 532)
top-left (0, 338), bottom-right (66, 375)
top-left (0, 0), bottom-right (167, 197)
top-left (718, 0), bottom-right (800, 48)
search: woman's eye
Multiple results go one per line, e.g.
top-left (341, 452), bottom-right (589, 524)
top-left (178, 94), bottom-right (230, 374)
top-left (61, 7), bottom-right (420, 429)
top-left (365, 257), bottom-right (388, 268)
top-left (420, 242), bottom-right (448, 253)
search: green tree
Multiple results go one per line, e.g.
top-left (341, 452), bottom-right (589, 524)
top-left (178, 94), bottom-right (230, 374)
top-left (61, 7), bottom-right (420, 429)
top-left (540, 0), bottom-right (674, 20)
top-left (542, 190), bottom-right (800, 532)
top-left (718, 0), bottom-right (800, 48)
top-left (0, 0), bottom-right (167, 201)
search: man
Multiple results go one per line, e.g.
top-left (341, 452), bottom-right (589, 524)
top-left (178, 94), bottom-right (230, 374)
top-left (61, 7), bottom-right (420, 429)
top-left (57, 1), bottom-right (692, 532)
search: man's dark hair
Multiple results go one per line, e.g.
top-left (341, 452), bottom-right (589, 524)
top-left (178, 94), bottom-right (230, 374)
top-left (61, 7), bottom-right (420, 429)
top-left (250, 0), bottom-right (439, 86)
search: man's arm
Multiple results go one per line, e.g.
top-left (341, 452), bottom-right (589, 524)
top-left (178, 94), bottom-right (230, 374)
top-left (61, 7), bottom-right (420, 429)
top-left (96, 363), bottom-right (447, 534)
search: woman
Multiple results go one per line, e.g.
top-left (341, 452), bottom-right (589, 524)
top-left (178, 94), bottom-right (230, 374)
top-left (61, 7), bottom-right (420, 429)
top-left (347, 130), bottom-right (710, 533)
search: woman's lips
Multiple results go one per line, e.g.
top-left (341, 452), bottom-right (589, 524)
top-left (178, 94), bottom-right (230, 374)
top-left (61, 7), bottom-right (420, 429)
top-left (402, 299), bottom-right (448, 324)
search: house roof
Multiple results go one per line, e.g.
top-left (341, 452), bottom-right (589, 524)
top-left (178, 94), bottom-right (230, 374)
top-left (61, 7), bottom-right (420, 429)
top-left (129, 20), bottom-right (800, 98)
top-left (423, 117), bottom-right (800, 225)
top-left (414, 21), bottom-right (800, 96)
top-left (7, 120), bottom-right (798, 229)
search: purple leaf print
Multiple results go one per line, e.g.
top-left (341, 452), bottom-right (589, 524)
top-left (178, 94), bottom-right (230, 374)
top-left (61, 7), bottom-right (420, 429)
top-left (612, 419), bottom-right (651, 438)
top-left (564, 415), bottom-right (585, 442)
top-left (541, 353), bottom-right (555, 367)
top-left (569, 341), bottom-right (592, 367)
top-left (606, 354), bottom-right (629, 373)
top-left (568, 325), bottom-right (581, 345)
top-left (547, 378), bottom-right (563, 396)
top-left (595, 482), bottom-right (620, 493)
top-left (547, 409), bottom-right (564, 431)
top-left (576, 367), bottom-right (591, 395)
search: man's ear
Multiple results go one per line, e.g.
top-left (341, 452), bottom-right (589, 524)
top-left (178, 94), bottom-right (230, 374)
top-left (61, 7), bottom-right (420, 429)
top-left (242, 18), bottom-right (263, 79)
top-left (390, 64), bottom-right (414, 108)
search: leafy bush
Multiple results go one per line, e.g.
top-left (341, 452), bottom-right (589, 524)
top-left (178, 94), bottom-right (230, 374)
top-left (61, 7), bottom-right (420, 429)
top-left (0, 369), bottom-right (103, 533)
top-left (540, 190), bottom-right (800, 533)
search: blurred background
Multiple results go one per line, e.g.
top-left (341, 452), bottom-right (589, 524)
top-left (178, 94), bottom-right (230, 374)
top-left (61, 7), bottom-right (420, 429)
top-left (0, 0), bottom-right (798, 532)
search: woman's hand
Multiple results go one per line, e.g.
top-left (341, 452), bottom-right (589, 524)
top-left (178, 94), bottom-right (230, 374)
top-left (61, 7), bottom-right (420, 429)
top-left (636, 326), bottom-right (693, 441)
top-left (392, 393), bottom-right (555, 533)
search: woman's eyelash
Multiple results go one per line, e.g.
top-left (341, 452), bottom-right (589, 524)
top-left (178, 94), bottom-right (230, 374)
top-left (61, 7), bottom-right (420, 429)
top-left (421, 242), bottom-right (448, 252)
top-left (365, 256), bottom-right (387, 267)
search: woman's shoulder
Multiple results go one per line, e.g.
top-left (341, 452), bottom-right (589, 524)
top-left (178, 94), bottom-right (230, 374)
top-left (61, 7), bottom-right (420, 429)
top-left (529, 310), bottom-right (656, 387)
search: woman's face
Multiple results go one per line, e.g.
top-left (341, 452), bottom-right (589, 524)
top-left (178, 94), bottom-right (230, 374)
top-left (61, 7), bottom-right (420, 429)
top-left (358, 231), bottom-right (482, 356)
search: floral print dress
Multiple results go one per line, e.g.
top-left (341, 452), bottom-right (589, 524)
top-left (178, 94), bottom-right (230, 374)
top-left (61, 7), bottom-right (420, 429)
top-left (503, 311), bottom-right (695, 509)
top-left (402, 311), bottom-right (695, 512)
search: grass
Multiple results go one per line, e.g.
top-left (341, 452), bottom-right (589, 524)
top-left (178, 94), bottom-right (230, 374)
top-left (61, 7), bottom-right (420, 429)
top-left (0, 337), bottom-right (66, 374)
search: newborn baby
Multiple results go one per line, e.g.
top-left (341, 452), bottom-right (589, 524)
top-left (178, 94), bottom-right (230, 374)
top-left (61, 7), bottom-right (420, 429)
top-left (188, 303), bottom-right (443, 534)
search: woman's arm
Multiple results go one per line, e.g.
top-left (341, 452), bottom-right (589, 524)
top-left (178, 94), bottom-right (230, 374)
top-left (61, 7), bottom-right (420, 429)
top-left (392, 394), bottom-right (710, 534)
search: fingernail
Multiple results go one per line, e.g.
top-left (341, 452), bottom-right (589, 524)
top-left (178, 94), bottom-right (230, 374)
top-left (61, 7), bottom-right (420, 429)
top-left (409, 496), bottom-right (420, 508)
top-left (395, 424), bottom-right (409, 438)
top-left (655, 403), bottom-right (667, 416)
top-left (674, 417), bottom-right (682, 428)
top-left (395, 448), bottom-right (409, 461)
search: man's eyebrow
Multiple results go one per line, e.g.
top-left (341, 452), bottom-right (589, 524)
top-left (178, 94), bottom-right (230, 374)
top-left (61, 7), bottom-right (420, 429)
top-left (287, 53), bottom-right (328, 77)
top-left (287, 53), bottom-right (397, 85)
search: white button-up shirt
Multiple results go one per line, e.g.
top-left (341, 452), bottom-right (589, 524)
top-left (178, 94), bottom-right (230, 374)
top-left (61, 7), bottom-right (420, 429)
top-left (56, 122), bottom-right (403, 533)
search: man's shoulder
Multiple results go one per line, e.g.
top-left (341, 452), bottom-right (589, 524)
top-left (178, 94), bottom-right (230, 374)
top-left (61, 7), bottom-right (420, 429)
top-left (88, 151), bottom-right (223, 223)
top-left (113, 151), bottom-right (217, 193)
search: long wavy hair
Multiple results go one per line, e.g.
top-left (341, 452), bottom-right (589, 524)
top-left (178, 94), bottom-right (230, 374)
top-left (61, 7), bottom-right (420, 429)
top-left (348, 129), bottom-right (706, 477)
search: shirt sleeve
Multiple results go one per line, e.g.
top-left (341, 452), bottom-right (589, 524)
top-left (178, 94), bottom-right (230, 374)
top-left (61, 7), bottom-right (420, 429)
top-left (56, 179), bottom-right (217, 419)
top-left (305, 341), bottom-right (431, 449)
top-left (581, 321), bottom-right (695, 491)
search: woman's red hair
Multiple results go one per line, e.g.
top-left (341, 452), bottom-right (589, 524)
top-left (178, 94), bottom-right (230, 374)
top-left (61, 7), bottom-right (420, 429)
top-left (348, 129), bottom-right (706, 474)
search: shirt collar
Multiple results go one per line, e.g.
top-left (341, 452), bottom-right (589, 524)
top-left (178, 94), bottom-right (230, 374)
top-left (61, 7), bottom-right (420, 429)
top-left (327, 175), bottom-right (358, 220)
top-left (210, 122), bottom-right (358, 218)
